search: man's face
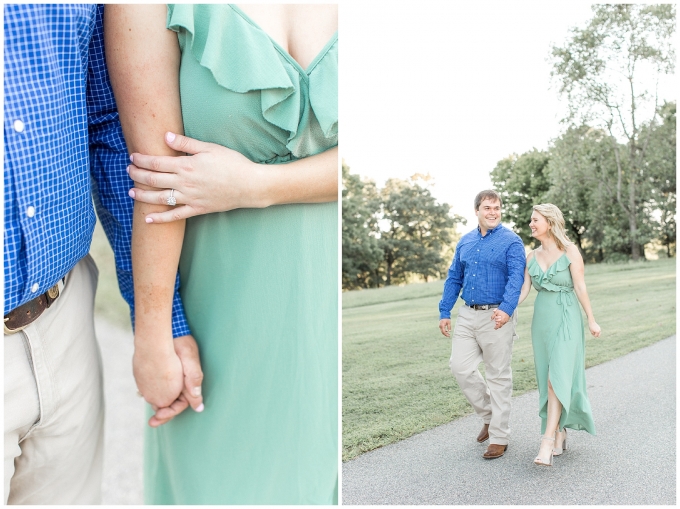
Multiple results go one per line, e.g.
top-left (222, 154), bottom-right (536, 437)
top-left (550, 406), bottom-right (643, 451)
top-left (476, 198), bottom-right (501, 231)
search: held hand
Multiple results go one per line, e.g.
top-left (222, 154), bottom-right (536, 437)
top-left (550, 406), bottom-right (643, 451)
top-left (149, 335), bottom-right (205, 427)
top-left (133, 339), bottom-right (184, 409)
top-left (127, 132), bottom-right (262, 223)
top-left (588, 319), bottom-right (601, 338)
top-left (491, 309), bottom-right (510, 330)
top-left (439, 319), bottom-right (452, 338)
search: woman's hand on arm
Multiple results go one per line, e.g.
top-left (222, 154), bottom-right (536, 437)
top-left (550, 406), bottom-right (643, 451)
top-left (105, 5), bottom-right (204, 414)
top-left (128, 133), bottom-right (338, 223)
top-left (567, 244), bottom-right (601, 338)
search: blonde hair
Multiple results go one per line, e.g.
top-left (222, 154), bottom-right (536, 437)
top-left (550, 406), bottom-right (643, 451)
top-left (533, 203), bottom-right (573, 251)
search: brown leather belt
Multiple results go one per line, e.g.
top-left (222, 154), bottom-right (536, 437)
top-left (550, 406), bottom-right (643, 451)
top-left (466, 303), bottom-right (500, 311)
top-left (4, 282), bottom-right (62, 335)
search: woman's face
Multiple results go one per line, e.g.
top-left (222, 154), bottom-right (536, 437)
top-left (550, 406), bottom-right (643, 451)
top-left (529, 211), bottom-right (551, 239)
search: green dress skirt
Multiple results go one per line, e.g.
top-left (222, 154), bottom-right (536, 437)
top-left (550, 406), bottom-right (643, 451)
top-left (528, 253), bottom-right (596, 435)
top-left (144, 5), bottom-right (338, 504)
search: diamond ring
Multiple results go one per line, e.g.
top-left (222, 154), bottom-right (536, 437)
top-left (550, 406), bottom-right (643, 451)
top-left (166, 189), bottom-right (177, 206)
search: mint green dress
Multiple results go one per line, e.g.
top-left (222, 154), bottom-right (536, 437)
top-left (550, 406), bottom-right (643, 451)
top-left (144, 5), bottom-right (338, 504)
top-left (528, 253), bottom-right (595, 435)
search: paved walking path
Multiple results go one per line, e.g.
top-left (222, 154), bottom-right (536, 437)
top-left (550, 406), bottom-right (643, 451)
top-left (95, 317), bottom-right (144, 505)
top-left (342, 336), bottom-right (676, 505)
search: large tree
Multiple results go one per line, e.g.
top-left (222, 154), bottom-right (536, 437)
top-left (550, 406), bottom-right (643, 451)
top-left (490, 149), bottom-right (551, 245)
top-left (379, 175), bottom-right (464, 285)
top-left (641, 101), bottom-right (676, 257)
top-left (551, 4), bottom-right (675, 260)
top-left (342, 161), bottom-right (383, 289)
top-left (545, 126), bottom-right (625, 261)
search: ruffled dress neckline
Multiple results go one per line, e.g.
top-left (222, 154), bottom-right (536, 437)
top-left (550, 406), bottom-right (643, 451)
top-left (229, 5), bottom-right (338, 77)
top-left (167, 3), bottom-right (338, 159)
top-left (528, 252), bottom-right (572, 293)
top-left (530, 252), bottom-right (568, 275)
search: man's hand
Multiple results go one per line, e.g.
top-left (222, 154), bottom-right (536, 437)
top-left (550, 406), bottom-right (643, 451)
top-left (148, 335), bottom-right (205, 427)
top-left (491, 309), bottom-right (510, 330)
top-left (439, 319), bottom-right (452, 338)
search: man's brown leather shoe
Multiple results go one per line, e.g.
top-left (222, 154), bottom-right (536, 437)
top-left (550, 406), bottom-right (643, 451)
top-left (476, 423), bottom-right (490, 443)
top-left (483, 443), bottom-right (508, 459)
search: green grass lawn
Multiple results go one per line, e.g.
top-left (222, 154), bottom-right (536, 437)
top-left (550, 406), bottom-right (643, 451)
top-left (342, 258), bottom-right (675, 461)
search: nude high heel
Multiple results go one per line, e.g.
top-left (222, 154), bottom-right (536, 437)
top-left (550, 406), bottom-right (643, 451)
top-left (553, 428), bottom-right (567, 456)
top-left (534, 433), bottom-right (555, 467)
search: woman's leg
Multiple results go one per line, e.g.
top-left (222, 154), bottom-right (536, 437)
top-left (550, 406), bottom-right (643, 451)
top-left (536, 378), bottom-right (562, 461)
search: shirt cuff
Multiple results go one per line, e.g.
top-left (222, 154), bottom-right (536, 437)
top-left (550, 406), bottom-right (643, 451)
top-left (170, 292), bottom-right (191, 338)
top-left (498, 302), bottom-right (515, 317)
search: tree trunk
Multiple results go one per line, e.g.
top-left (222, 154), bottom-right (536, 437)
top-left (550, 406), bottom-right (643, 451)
top-left (573, 229), bottom-right (586, 261)
top-left (385, 254), bottom-right (392, 286)
top-left (628, 168), bottom-right (640, 261)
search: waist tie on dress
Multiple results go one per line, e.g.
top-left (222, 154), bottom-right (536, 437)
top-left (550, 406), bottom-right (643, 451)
top-left (556, 287), bottom-right (574, 341)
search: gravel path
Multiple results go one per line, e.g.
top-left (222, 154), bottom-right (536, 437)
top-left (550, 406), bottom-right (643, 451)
top-left (95, 317), bottom-right (144, 505)
top-left (342, 335), bottom-right (676, 505)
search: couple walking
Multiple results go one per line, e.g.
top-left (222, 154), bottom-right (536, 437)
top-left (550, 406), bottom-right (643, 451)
top-left (439, 190), bottom-right (601, 466)
top-left (5, 4), bottom-right (337, 505)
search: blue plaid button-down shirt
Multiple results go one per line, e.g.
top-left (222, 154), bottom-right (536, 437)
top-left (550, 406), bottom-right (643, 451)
top-left (439, 224), bottom-right (525, 319)
top-left (4, 4), bottom-right (190, 338)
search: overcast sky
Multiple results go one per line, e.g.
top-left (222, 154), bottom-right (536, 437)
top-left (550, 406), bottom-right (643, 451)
top-left (340, 2), bottom-right (675, 233)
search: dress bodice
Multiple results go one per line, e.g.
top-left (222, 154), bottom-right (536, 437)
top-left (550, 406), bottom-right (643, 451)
top-left (528, 253), bottom-right (574, 293)
top-left (167, 4), bottom-right (338, 165)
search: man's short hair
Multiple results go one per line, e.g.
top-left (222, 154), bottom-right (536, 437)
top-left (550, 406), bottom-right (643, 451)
top-left (474, 190), bottom-right (502, 211)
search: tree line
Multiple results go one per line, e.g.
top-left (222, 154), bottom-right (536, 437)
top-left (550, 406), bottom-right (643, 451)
top-left (496, 5), bottom-right (675, 262)
top-left (342, 166), bottom-right (465, 290)
top-left (493, 100), bottom-right (675, 263)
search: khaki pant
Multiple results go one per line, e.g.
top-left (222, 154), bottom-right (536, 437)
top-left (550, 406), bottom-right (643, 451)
top-left (449, 305), bottom-right (517, 446)
top-left (4, 255), bottom-right (104, 504)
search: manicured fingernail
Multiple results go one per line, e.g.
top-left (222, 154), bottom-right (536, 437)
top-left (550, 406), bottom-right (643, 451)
top-left (145, 217), bottom-right (153, 223)
top-left (193, 386), bottom-right (201, 396)
top-left (166, 132), bottom-right (176, 143)
top-left (126, 165), bottom-right (130, 174)
top-left (196, 403), bottom-right (204, 413)
top-left (129, 154), bottom-right (134, 162)
top-left (128, 189), bottom-right (135, 198)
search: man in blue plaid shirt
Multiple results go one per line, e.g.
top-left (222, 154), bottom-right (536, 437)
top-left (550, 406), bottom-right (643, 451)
top-left (438, 190), bottom-right (525, 460)
top-left (4, 5), bottom-right (200, 504)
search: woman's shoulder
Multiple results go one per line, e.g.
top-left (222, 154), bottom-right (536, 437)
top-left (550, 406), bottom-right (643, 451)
top-left (563, 243), bottom-right (582, 265)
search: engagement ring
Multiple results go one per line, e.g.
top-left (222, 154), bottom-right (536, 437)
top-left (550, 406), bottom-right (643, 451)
top-left (166, 188), bottom-right (177, 206)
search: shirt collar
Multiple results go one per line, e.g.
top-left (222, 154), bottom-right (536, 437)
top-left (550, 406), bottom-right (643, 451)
top-left (477, 224), bottom-right (501, 237)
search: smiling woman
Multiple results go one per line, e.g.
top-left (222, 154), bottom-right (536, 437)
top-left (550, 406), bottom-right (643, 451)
top-left (517, 203), bottom-right (600, 467)
top-left (104, 4), bottom-right (338, 505)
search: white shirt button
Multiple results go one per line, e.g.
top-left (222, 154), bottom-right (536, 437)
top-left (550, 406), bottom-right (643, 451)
top-left (31, 283), bottom-right (39, 293)
top-left (26, 206), bottom-right (35, 218)
top-left (472, 287), bottom-right (474, 290)
top-left (13, 119), bottom-right (25, 133)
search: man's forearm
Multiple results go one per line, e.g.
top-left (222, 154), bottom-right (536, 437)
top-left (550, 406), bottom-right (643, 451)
top-left (499, 242), bottom-right (526, 316)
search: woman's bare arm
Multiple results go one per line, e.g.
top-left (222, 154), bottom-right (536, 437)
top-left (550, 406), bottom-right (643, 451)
top-left (517, 252), bottom-right (533, 305)
top-left (566, 244), bottom-right (601, 338)
top-left (105, 4), bottom-right (202, 410)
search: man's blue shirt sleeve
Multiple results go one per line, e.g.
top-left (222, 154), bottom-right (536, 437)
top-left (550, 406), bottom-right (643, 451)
top-left (86, 6), bottom-right (191, 338)
top-left (498, 236), bottom-right (526, 317)
top-left (439, 244), bottom-right (464, 320)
